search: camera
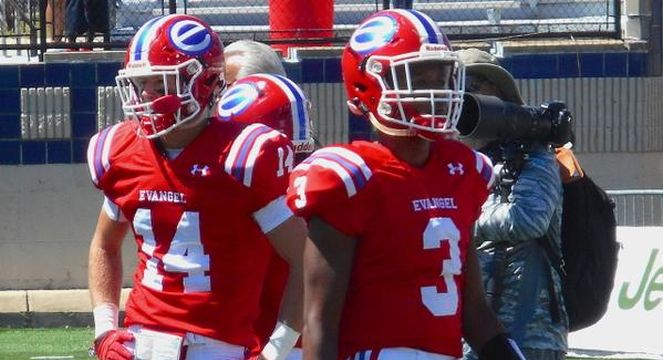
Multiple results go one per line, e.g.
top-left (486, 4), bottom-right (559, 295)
top-left (457, 93), bottom-right (574, 147)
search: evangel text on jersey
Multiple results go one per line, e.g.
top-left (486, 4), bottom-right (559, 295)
top-left (138, 190), bottom-right (187, 204)
top-left (412, 197), bottom-right (458, 212)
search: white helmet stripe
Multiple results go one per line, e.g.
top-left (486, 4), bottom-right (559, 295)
top-left (393, 9), bottom-right (441, 44)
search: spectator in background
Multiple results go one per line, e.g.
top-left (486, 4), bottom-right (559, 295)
top-left (457, 48), bottom-right (568, 360)
top-left (386, 0), bottom-right (413, 9)
top-left (64, 0), bottom-right (109, 49)
top-left (224, 39), bottom-right (287, 85)
top-left (46, 0), bottom-right (65, 42)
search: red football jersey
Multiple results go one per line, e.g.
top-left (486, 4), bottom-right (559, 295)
top-left (286, 140), bottom-right (494, 358)
top-left (86, 119), bottom-right (295, 349)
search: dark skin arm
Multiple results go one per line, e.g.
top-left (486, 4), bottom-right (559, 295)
top-left (462, 245), bottom-right (508, 351)
top-left (302, 217), bottom-right (356, 360)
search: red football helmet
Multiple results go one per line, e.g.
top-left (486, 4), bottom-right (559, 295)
top-left (116, 14), bottom-right (225, 138)
top-left (216, 73), bottom-right (315, 163)
top-left (342, 9), bottom-right (465, 139)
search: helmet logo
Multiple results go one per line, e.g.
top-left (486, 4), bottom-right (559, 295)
top-left (217, 84), bottom-right (259, 120)
top-left (349, 15), bottom-right (397, 55)
top-left (169, 19), bottom-right (212, 56)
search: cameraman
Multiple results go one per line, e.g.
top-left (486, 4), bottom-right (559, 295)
top-left (457, 49), bottom-right (568, 360)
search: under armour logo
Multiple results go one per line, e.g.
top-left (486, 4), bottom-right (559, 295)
top-left (448, 163), bottom-right (464, 175)
top-left (191, 164), bottom-right (210, 177)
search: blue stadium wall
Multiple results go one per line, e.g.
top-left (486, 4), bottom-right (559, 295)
top-left (0, 50), bottom-right (653, 166)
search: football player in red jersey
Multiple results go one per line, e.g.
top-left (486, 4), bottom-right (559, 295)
top-left (285, 9), bottom-right (527, 360)
top-left (86, 14), bottom-right (305, 360)
top-left (216, 73), bottom-right (316, 360)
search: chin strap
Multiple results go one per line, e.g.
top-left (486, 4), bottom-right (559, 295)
top-left (367, 112), bottom-right (418, 137)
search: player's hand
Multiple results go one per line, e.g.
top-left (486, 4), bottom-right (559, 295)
top-left (93, 329), bottom-right (134, 360)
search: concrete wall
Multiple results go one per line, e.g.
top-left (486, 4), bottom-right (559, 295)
top-left (0, 165), bottom-right (136, 290)
top-left (2, 153), bottom-right (662, 290)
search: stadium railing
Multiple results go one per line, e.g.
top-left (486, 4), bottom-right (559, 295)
top-left (607, 190), bottom-right (663, 227)
top-left (0, 0), bottom-right (620, 61)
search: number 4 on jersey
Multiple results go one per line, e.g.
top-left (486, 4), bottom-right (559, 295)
top-left (133, 208), bottom-right (211, 293)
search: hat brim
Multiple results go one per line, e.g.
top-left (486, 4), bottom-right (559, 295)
top-left (465, 63), bottom-right (524, 105)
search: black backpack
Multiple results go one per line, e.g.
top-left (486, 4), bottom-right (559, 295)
top-left (540, 174), bottom-right (620, 332)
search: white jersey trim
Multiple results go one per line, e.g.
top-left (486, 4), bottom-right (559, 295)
top-left (102, 196), bottom-right (127, 222)
top-left (253, 195), bottom-right (293, 234)
top-left (87, 123), bottom-right (121, 186)
top-left (224, 123), bottom-right (283, 187)
top-left (474, 150), bottom-right (496, 189)
top-left (295, 147), bottom-right (372, 198)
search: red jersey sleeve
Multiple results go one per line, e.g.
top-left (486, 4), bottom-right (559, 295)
top-left (286, 146), bottom-right (374, 237)
top-left (472, 149), bottom-right (495, 191)
top-left (224, 123), bottom-right (294, 232)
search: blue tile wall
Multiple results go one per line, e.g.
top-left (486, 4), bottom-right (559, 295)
top-left (47, 140), bottom-right (72, 164)
top-left (0, 66), bottom-right (20, 88)
top-left (97, 62), bottom-right (122, 86)
top-left (284, 62), bottom-right (302, 83)
top-left (628, 52), bottom-right (647, 77)
top-left (324, 58), bottom-right (342, 83)
top-left (604, 53), bottom-right (628, 77)
top-left (72, 112), bottom-right (97, 138)
top-left (21, 141), bottom-right (46, 165)
top-left (19, 64), bottom-right (45, 87)
top-left (70, 62), bottom-right (96, 87)
top-left (0, 51), bottom-right (650, 165)
top-left (301, 58), bottom-right (325, 83)
top-left (0, 140), bottom-right (21, 165)
top-left (72, 138), bottom-right (89, 164)
top-left (578, 53), bottom-right (605, 77)
top-left (558, 54), bottom-right (580, 77)
top-left (0, 89), bottom-right (21, 114)
top-left (70, 87), bottom-right (97, 113)
top-left (45, 63), bottom-right (71, 86)
top-left (0, 114), bottom-right (21, 139)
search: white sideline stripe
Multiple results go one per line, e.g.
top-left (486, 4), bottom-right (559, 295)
top-left (30, 356), bottom-right (75, 359)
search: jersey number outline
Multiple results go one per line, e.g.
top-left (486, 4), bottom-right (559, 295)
top-left (421, 217), bottom-right (462, 316)
top-left (133, 208), bottom-right (211, 293)
top-left (277, 146), bottom-right (294, 177)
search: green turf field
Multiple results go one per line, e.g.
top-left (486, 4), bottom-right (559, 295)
top-left (0, 327), bottom-right (653, 360)
top-left (0, 328), bottom-right (92, 360)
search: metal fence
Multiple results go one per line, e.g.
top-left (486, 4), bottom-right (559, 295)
top-left (0, 0), bottom-right (620, 60)
top-left (607, 190), bottom-right (663, 226)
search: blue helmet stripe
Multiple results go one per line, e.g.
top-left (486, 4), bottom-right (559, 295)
top-left (407, 10), bottom-right (439, 44)
top-left (272, 74), bottom-right (308, 141)
top-left (132, 16), bottom-right (162, 61)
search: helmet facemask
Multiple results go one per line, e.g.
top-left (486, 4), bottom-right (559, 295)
top-left (116, 58), bottom-right (205, 139)
top-left (364, 44), bottom-right (465, 138)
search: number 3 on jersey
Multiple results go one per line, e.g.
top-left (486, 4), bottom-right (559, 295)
top-left (421, 217), bottom-right (461, 316)
top-left (133, 208), bottom-right (211, 293)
